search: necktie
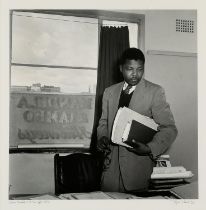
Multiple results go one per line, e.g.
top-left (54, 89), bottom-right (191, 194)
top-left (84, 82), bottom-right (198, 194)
top-left (124, 85), bottom-right (132, 94)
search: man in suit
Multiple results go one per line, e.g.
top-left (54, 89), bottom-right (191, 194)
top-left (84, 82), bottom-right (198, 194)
top-left (97, 48), bottom-right (178, 192)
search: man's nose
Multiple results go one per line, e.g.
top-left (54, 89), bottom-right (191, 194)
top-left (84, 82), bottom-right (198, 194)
top-left (132, 69), bottom-right (137, 76)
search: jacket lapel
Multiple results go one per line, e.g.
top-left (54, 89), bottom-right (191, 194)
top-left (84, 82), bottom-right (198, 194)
top-left (129, 78), bottom-right (146, 112)
top-left (109, 82), bottom-right (124, 114)
top-left (108, 82), bottom-right (124, 134)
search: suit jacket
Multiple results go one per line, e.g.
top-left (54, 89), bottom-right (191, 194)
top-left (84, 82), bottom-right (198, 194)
top-left (97, 78), bottom-right (178, 191)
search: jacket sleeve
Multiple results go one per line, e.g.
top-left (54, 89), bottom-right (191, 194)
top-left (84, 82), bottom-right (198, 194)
top-left (97, 88), bottom-right (109, 140)
top-left (147, 87), bottom-right (178, 159)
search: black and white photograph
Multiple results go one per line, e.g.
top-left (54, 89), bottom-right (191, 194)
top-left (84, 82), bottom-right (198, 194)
top-left (0, 0), bottom-right (205, 210)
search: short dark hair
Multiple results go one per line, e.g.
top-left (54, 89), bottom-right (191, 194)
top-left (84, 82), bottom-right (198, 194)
top-left (119, 48), bottom-right (145, 65)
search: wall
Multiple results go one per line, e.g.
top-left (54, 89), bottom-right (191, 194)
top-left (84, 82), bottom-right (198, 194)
top-left (10, 154), bottom-right (55, 194)
top-left (9, 10), bottom-right (198, 195)
top-left (144, 10), bottom-right (197, 53)
top-left (143, 10), bottom-right (198, 182)
top-left (145, 54), bottom-right (197, 177)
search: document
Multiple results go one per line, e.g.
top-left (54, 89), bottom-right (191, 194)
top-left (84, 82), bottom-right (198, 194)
top-left (153, 166), bottom-right (187, 174)
top-left (59, 191), bottom-right (142, 199)
top-left (29, 194), bottom-right (60, 200)
top-left (111, 107), bottom-right (158, 147)
top-left (151, 166), bottom-right (194, 179)
top-left (60, 191), bottom-right (113, 199)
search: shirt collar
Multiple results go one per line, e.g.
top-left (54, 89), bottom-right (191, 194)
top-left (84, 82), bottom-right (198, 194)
top-left (123, 82), bottom-right (136, 94)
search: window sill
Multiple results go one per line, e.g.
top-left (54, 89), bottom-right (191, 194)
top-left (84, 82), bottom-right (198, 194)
top-left (9, 147), bottom-right (90, 154)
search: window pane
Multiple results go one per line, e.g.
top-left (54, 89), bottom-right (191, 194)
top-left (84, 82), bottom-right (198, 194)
top-left (12, 12), bottom-right (98, 68)
top-left (10, 66), bottom-right (96, 147)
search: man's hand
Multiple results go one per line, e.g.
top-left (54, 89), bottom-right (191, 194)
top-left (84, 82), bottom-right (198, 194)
top-left (97, 136), bottom-right (110, 154)
top-left (127, 140), bottom-right (151, 156)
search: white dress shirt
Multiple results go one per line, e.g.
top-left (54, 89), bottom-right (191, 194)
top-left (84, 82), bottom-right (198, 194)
top-left (122, 82), bottom-right (136, 94)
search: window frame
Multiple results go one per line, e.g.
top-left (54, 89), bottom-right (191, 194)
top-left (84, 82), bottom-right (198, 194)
top-left (9, 9), bottom-right (145, 153)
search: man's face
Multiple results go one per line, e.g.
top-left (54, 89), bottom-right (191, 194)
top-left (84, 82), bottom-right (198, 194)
top-left (120, 59), bottom-right (144, 86)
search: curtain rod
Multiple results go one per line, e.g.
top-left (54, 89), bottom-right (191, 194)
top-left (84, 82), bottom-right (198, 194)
top-left (12, 12), bottom-right (139, 26)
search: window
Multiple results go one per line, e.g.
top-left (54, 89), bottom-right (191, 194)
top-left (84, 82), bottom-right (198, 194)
top-left (10, 10), bottom-right (142, 150)
top-left (11, 12), bottom-right (98, 93)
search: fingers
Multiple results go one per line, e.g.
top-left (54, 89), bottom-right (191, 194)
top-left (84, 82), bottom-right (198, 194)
top-left (97, 144), bottom-right (107, 152)
top-left (97, 137), bottom-right (110, 153)
top-left (127, 141), bottom-right (151, 156)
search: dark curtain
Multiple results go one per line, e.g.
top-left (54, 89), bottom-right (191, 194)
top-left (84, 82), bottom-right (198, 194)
top-left (90, 26), bottom-right (130, 154)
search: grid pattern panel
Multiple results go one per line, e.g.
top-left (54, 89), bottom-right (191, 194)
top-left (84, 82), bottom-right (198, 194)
top-left (176, 19), bottom-right (194, 33)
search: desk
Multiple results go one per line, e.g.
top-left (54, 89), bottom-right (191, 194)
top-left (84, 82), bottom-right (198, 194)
top-left (171, 181), bottom-right (198, 199)
top-left (10, 190), bottom-right (181, 200)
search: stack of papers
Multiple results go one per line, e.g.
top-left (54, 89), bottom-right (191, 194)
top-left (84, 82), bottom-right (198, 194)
top-left (151, 166), bottom-right (194, 179)
top-left (29, 194), bottom-right (60, 200)
top-left (59, 191), bottom-right (112, 199)
top-left (111, 107), bottom-right (158, 147)
top-left (12, 194), bottom-right (61, 200)
top-left (58, 191), bottom-right (141, 199)
top-left (150, 166), bottom-right (193, 190)
top-left (150, 156), bottom-right (194, 190)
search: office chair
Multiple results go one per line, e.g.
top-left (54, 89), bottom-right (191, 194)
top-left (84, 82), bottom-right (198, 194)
top-left (54, 153), bottom-right (103, 195)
